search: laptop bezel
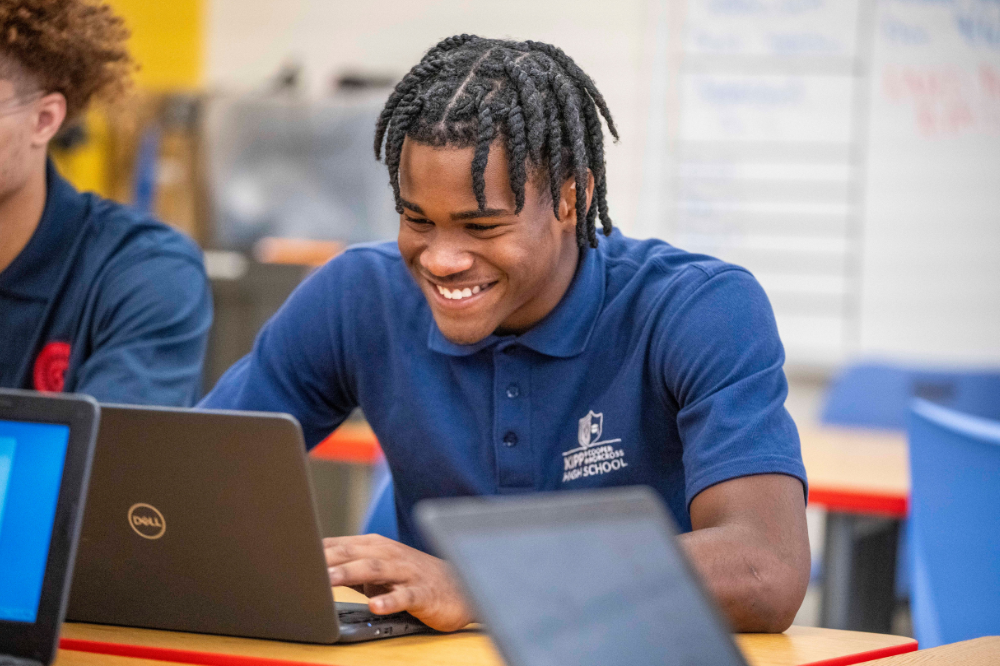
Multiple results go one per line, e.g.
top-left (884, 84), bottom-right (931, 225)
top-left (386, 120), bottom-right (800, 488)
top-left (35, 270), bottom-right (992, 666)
top-left (415, 486), bottom-right (749, 666)
top-left (0, 389), bottom-right (99, 665)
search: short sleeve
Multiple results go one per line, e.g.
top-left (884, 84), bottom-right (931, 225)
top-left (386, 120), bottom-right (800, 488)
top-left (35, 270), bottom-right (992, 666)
top-left (199, 259), bottom-right (358, 448)
top-left (656, 267), bottom-right (808, 507)
top-left (74, 252), bottom-right (212, 407)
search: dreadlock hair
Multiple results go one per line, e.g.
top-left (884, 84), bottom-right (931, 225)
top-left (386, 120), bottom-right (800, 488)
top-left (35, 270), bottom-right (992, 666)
top-left (374, 35), bottom-right (618, 249)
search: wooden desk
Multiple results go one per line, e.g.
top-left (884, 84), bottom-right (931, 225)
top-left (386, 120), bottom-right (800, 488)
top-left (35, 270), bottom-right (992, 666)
top-left (798, 425), bottom-right (910, 634)
top-left (799, 425), bottom-right (910, 518)
top-left (55, 589), bottom-right (916, 666)
top-left (863, 636), bottom-right (1000, 665)
top-left (56, 623), bottom-right (917, 666)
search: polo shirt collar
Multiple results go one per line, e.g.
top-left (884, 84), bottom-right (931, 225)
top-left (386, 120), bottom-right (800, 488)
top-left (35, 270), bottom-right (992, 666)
top-left (0, 160), bottom-right (87, 299)
top-left (427, 238), bottom-right (606, 358)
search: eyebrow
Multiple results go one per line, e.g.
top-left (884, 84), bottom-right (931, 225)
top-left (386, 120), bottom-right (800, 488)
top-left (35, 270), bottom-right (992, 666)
top-left (399, 198), bottom-right (512, 221)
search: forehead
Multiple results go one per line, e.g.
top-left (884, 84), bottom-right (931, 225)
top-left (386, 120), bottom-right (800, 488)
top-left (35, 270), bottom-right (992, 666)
top-left (398, 138), bottom-right (516, 211)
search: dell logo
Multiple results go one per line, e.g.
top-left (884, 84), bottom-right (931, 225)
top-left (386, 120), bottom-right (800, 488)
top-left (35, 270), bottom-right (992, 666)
top-left (127, 503), bottom-right (166, 539)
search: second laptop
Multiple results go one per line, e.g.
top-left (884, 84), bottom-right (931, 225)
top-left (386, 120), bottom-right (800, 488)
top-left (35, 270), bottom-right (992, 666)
top-left (66, 405), bottom-right (427, 643)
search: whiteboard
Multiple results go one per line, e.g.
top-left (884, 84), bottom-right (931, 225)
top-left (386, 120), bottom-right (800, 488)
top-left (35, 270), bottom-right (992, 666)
top-left (639, 0), bottom-right (868, 367)
top-left (638, 0), bottom-right (1000, 368)
top-left (860, 0), bottom-right (1000, 364)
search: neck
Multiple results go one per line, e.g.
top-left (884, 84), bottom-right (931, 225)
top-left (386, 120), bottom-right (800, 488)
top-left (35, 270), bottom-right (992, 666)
top-left (0, 158), bottom-right (48, 275)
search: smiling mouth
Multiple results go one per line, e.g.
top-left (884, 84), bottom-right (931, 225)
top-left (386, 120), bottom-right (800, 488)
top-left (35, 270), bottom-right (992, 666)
top-left (432, 280), bottom-right (497, 302)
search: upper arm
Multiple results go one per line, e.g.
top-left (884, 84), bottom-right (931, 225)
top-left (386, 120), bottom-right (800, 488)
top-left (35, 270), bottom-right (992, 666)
top-left (655, 268), bottom-right (808, 509)
top-left (199, 261), bottom-right (358, 447)
top-left (73, 252), bottom-right (212, 406)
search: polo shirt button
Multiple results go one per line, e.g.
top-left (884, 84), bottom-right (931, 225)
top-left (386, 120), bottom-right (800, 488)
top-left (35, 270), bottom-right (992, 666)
top-left (503, 431), bottom-right (518, 447)
top-left (506, 384), bottom-right (520, 398)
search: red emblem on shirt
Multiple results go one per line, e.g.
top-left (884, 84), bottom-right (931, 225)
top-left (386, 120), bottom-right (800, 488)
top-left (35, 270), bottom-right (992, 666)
top-left (33, 341), bottom-right (71, 392)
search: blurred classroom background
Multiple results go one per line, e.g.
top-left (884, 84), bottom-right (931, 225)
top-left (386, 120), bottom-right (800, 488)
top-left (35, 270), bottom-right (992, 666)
top-left (55, 0), bottom-right (999, 643)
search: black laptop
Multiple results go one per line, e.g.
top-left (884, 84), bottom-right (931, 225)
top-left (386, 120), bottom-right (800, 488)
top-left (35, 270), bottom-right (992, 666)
top-left (66, 404), bottom-right (427, 643)
top-left (416, 486), bottom-right (750, 666)
top-left (0, 389), bottom-right (99, 666)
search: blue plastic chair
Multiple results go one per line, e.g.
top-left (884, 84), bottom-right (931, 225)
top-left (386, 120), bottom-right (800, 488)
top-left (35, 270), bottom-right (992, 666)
top-left (908, 399), bottom-right (1000, 648)
top-left (360, 466), bottom-right (398, 540)
top-left (822, 363), bottom-right (1000, 429)
top-left (818, 363), bottom-right (1000, 607)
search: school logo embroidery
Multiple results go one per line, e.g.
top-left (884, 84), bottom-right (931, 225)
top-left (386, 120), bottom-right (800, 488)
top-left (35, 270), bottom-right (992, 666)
top-left (562, 410), bottom-right (629, 483)
top-left (33, 341), bottom-right (71, 393)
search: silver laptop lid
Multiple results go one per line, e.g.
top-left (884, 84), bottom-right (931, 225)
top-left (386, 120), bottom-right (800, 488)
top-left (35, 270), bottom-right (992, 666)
top-left (416, 486), bottom-right (749, 666)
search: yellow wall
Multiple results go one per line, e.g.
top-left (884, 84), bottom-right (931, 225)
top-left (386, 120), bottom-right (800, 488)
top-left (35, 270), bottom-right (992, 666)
top-left (54, 0), bottom-right (203, 195)
top-left (107, 0), bottom-right (203, 90)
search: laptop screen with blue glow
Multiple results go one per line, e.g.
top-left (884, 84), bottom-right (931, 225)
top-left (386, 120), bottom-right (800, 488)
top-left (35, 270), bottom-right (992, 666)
top-left (0, 420), bottom-right (70, 624)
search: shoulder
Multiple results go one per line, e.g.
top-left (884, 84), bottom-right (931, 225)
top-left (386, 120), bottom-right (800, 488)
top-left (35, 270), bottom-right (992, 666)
top-left (82, 195), bottom-right (205, 271)
top-left (75, 196), bottom-right (210, 320)
top-left (599, 229), bottom-right (756, 309)
top-left (277, 239), bottom-right (422, 327)
top-left (324, 240), bottom-right (406, 276)
top-left (306, 240), bottom-right (416, 297)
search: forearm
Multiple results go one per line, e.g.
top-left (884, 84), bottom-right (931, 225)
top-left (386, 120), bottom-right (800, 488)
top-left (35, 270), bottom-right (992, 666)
top-left (680, 523), bottom-right (808, 633)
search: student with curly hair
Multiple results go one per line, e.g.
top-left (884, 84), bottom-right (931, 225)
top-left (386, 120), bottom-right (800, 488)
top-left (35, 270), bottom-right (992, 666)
top-left (204, 36), bottom-right (809, 633)
top-left (0, 0), bottom-right (211, 404)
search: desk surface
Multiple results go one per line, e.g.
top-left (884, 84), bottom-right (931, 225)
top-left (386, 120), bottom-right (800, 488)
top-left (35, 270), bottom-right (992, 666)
top-left (797, 425), bottom-right (909, 517)
top-left (863, 636), bottom-right (1000, 665)
top-left (56, 589), bottom-right (916, 666)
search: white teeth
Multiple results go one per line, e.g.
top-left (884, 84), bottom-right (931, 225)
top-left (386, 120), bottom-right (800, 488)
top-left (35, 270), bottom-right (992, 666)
top-left (435, 283), bottom-right (490, 301)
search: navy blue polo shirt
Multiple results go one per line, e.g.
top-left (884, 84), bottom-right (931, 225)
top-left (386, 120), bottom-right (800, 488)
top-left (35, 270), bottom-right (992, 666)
top-left (202, 230), bottom-right (807, 549)
top-left (0, 161), bottom-right (212, 405)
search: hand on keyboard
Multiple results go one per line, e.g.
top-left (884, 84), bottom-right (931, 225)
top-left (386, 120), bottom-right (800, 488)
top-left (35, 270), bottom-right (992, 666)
top-left (324, 534), bottom-right (473, 632)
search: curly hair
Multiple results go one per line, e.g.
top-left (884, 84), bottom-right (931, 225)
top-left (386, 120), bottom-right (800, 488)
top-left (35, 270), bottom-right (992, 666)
top-left (375, 35), bottom-right (618, 249)
top-left (0, 0), bottom-right (134, 121)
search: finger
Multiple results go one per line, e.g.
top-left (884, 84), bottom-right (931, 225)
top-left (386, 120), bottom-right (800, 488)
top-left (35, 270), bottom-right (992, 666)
top-left (324, 534), bottom-right (399, 567)
top-left (362, 582), bottom-right (393, 598)
top-left (368, 585), bottom-right (421, 615)
top-left (328, 557), bottom-right (400, 588)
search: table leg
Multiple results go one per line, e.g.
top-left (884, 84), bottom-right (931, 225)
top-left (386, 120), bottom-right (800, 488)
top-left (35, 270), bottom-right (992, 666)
top-left (819, 512), bottom-right (900, 633)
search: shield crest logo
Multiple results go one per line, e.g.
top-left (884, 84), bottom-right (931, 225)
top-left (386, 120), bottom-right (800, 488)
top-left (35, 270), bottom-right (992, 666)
top-left (578, 411), bottom-right (603, 449)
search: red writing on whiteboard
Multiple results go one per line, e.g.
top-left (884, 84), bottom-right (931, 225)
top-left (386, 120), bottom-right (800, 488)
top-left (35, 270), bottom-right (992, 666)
top-left (882, 64), bottom-right (1000, 138)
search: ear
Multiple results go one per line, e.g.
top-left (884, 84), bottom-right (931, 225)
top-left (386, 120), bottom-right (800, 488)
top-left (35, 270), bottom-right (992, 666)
top-left (556, 170), bottom-right (596, 233)
top-left (28, 92), bottom-right (67, 149)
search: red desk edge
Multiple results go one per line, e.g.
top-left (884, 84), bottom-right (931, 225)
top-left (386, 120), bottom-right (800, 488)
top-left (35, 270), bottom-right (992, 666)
top-left (808, 487), bottom-right (909, 519)
top-left (59, 635), bottom-right (918, 666)
top-left (308, 426), bottom-right (382, 466)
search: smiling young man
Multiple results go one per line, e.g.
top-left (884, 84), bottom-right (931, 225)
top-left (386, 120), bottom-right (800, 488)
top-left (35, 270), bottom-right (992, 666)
top-left (0, 0), bottom-right (212, 404)
top-left (201, 36), bottom-right (810, 633)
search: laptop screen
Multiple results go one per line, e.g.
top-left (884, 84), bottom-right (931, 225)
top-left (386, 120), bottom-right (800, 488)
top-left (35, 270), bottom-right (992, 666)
top-left (429, 497), bottom-right (746, 666)
top-left (0, 420), bottom-right (71, 624)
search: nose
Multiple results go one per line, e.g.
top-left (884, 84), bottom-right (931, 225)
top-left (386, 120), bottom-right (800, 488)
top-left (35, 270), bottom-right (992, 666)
top-left (419, 232), bottom-right (474, 278)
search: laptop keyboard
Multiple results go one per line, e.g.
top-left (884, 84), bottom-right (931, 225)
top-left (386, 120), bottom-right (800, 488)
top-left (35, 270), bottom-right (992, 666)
top-left (338, 608), bottom-right (412, 625)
